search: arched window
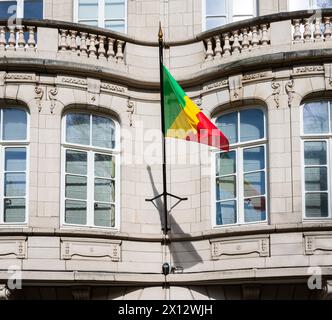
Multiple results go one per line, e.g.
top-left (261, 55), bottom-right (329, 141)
top-left (214, 107), bottom-right (267, 226)
top-left (0, 108), bottom-right (28, 224)
top-left (302, 100), bottom-right (332, 219)
top-left (62, 112), bottom-right (119, 228)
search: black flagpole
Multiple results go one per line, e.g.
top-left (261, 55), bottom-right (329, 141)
top-left (158, 23), bottom-right (169, 235)
top-left (146, 23), bottom-right (188, 236)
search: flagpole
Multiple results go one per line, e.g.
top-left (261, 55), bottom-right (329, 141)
top-left (158, 23), bottom-right (169, 235)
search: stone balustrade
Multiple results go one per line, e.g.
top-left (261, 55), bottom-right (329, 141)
top-left (203, 24), bottom-right (270, 61)
top-left (58, 29), bottom-right (125, 63)
top-left (292, 16), bottom-right (332, 43)
top-left (0, 25), bottom-right (37, 53)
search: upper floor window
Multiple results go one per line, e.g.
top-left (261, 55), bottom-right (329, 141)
top-left (302, 100), bottom-right (332, 219)
top-left (0, 0), bottom-right (43, 20)
top-left (62, 112), bottom-right (119, 229)
top-left (204, 0), bottom-right (256, 31)
top-left (214, 108), bottom-right (267, 226)
top-left (0, 108), bottom-right (28, 225)
top-left (289, 0), bottom-right (332, 10)
top-left (75, 0), bottom-right (126, 33)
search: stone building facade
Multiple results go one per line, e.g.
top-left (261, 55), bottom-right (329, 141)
top-left (0, 0), bottom-right (331, 300)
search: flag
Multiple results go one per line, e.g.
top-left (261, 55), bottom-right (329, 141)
top-left (163, 65), bottom-right (229, 151)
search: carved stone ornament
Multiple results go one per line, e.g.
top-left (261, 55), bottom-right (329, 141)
top-left (285, 79), bottom-right (295, 107)
top-left (271, 82), bottom-right (281, 108)
top-left (0, 285), bottom-right (12, 300)
top-left (35, 86), bottom-right (44, 112)
top-left (228, 75), bottom-right (243, 101)
top-left (127, 99), bottom-right (135, 127)
top-left (48, 87), bottom-right (58, 114)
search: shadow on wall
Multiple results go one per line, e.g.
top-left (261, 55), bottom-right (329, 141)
top-left (146, 166), bottom-right (203, 269)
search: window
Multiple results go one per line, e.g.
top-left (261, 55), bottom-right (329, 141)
top-left (0, 0), bottom-right (43, 20)
top-left (289, 0), bottom-right (332, 10)
top-left (301, 100), bottom-right (332, 219)
top-left (203, 0), bottom-right (256, 31)
top-left (62, 112), bottom-right (119, 228)
top-left (75, 0), bottom-right (126, 33)
top-left (213, 108), bottom-right (267, 226)
top-left (0, 108), bottom-right (28, 225)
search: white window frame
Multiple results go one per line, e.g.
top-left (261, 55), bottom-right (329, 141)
top-left (60, 111), bottom-right (120, 230)
top-left (73, 0), bottom-right (127, 33)
top-left (202, 0), bottom-right (257, 31)
top-left (0, 107), bottom-right (29, 226)
top-left (288, 0), bottom-right (332, 11)
top-left (211, 106), bottom-right (268, 228)
top-left (301, 100), bottom-right (332, 221)
top-left (0, 0), bottom-right (44, 19)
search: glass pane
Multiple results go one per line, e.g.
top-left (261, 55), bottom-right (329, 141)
top-left (66, 113), bottom-right (90, 146)
top-left (216, 112), bottom-right (238, 145)
top-left (216, 151), bottom-right (236, 176)
top-left (95, 154), bottom-right (115, 178)
top-left (4, 198), bottom-right (25, 223)
top-left (243, 146), bottom-right (265, 172)
top-left (216, 200), bottom-right (237, 225)
top-left (305, 193), bottom-right (328, 217)
top-left (78, 20), bottom-right (98, 26)
top-left (216, 176), bottom-right (236, 201)
top-left (233, 15), bottom-right (254, 22)
top-left (304, 141), bottom-right (327, 165)
top-left (0, 1), bottom-right (16, 19)
top-left (233, 0), bottom-right (254, 15)
top-left (105, 0), bottom-right (125, 19)
top-left (3, 109), bottom-right (27, 140)
top-left (95, 178), bottom-right (115, 203)
top-left (24, 0), bottom-right (43, 19)
top-left (305, 167), bottom-right (327, 191)
top-left (65, 175), bottom-right (87, 200)
top-left (94, 203), bottom-right (115, 227)
top-left (240, 109), bottom-right (264, 142)
top-left (313, 0), bottom-right (332, 8)
top-left (289, 0), bottom-right (310, 10)
top-left (5, 173), bottom-right (26, 196)
top-left (206, 0), bottom-right (226, 15)
top-left (244, 172), bottom-right (265, 197)
top-left (105, 20), bottom-right (125, 32)
top-left (78, 0), bottom-right (98, 20)
top-left (92, 115), bottom-right (116, 149)
top-left (65, 200), bottom-right (87, 224)
top-left (303, 102), bottom-right (329, 134)
top-left (5, 148), bottom-right (26, 171)
top-left (66, 150), bottom-right (87, 175)
top-left (206, 17), bottom-right (227, 30)
top-left (244, 197), bottom-right (266, 222)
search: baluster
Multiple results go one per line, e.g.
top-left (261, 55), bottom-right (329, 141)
top-left (98, 35), bottom-right (106, 60)
top-left (324, 17), bottom-right (332, 41)
top-left (314, 17), bottom-right (323, 42)
top-left (0, 26), bottom-right (7, 52)
top-left (241, 27), bottom-right (249, 52)
top-left (251, 26), bottom-right (259, 48)
top-left (88, 34), bottom-right (97, 58)
top-left (222, 33), bottom-right (231, 57)
top-left (59, 29), bottom-right (68, 51)
top-left (232, 30), bottom-right (241, 54)
top-left (107, 37), bottom-right (115, 61)
top-left (8, 26), bottom-right (16, 51)
top-left (260, 24), bottom-right (269, 46)
top-left (17, 25), bottom-right (25, 51)
top-left (205, 38), bottom-right (214, 61)
top-left (27, 26), bottom-right (36, 51)
top-left (214, 35), bottom-right (222, 59)
top-left (79, 32), bottom-right (88, 57)
top-left (292, 19), bottom-right (302, 43)
top-left (303, 18), bottom-right (312, 42)
top-left (116, 40), bottom-right (124, 63)
top-left (69, 30), bottom-right (78, 54)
